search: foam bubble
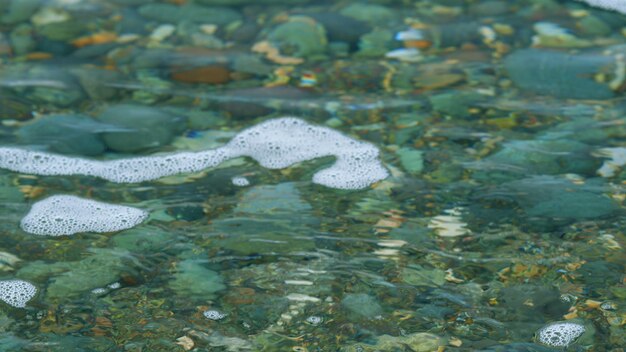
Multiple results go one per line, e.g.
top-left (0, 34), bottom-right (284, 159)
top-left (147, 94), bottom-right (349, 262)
top-left (203, 310), bottom-right (227, 320)
top-left (0, 117), bottom-right (388, 190)
top-left (20, 195), bottom-right (148, 236)
top-left (0, 279), bottom-right (37, 308)
top-left (231, 176), bottom-right (250, 187)
top-left (536, 321), bottom-right (586, 347)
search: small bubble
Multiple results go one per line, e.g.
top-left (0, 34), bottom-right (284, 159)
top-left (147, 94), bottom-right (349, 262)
top-left (305, 316), bottom-right (323, 325)
top-left (203, 310), bottom-right (227, 320)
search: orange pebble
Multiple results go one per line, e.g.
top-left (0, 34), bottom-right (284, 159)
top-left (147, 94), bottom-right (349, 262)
top-left (404, 39), bottom-right (432, 49)
top-left (25, 52), bottom-right (53, 60)
top-left (72, 32), bottom-right (117, 48)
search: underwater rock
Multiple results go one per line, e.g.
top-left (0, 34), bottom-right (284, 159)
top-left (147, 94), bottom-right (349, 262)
top-left (0, 92), bottom-right (33, 120)
top-left (498, 285), bottom-right (570, 322)
top-left (112, 225), bottom-right (180, 253)
top-left (1, 0), bottom-right (40, 25)
top-left (356, 28), bottom-right (395, 57)
top-left (475, 176), bottom-right (620, 225)
top-left (268, 16), bottom-right (327, 59)
top-left (484, 139), bottom-right (598, 175)
top-left (502, 176), bottom-right (619, 220)
top-left (98, 104), bottom-right (186, 152)
top-left (43, 248), bottom-right (133, 300)
top-left (171, 65), bottom-right (231, 84)
top-left (341, 332), bottom-right (444, 352)
top-left (17, 114), bottom-right (107, 156)
top-left (20, 195), bottom-right (148, 236)
top-left (37, 20), bottom-right (87, 41)
top-left (307, 13), bottom-right (370, 50)
top-left (210, 182), bottom-right (318, 254)
top-left (169, 259), bottom-right (225, 298)
top-left (18, 66), bottom-right (85, 107)
top-left (396, 147), bottom-right (424, 174)
top-left (9, 24), bottom-right (35, 56)
top-left (218, 86), bottom-right (312, 119)
top-left (340, 3), bottom-right (396, 26)
top-left (430, 91), bottom-right (484, 118)
top-left (196, 0), bottom-right (308, 4)
top-left (71, 67), bottom-right (122, 101)
top-left (476, 343), bottom-right (559, 352)
top-left (504, 48), bottom-right (619, 99)
top-left (138, 4), bottom-right (241, 26)
top-left (341, 293), bottom-right (383, 319)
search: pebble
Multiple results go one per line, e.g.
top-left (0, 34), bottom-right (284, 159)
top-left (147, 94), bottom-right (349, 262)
top-left (149, 24), bottom-right (176, 42)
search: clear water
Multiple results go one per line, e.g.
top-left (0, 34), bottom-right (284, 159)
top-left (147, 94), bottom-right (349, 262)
top-left (0, 0), bottom-right (625, 351)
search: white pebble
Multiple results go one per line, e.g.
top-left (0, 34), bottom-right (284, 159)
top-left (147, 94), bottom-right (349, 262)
top-left (150, 24), bottom-right (176, 41)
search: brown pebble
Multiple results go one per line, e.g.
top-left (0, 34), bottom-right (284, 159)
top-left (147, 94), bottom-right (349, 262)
top-left (171, 65), bottom-right (231, 84)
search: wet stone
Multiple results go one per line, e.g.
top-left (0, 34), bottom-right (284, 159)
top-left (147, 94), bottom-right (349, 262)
top-left (342, 333), bottom-right (444, 352)
top-left (476, 343), bottom-right (560, 352)
top-left (0, 91), bottom-right (33, 120)
top-left (169, 259), bottom-right (226, 299)
top-left (307, 13), bottom-right (370, 50)
top-left (71, 67), bottom-right (122, 101)
top-left (25, 67), bottom-right (85, 107)
top-left (504, 48), bottom-right (616, 99)
top-left (98, 104), bottom-right (187, 153)
top-left (340, 3), bottom-right (396, 26)
top-left (341, 293), bottom-right (383, 319)
top-left (19, 248), bottom-right (132, 300)
top-left (138, 4), bottom-right (241, 26)
top-left (498, 285), bottom-right (570, 322)
top-left (1, 0), bottom-right (41, 25)
top-left (268, 16), bottom-right (327, 59)
top-left (484, 139), bottom-right (598, 175)
top-left (210, 183), bottom-right (318, 255)
top-left (112, 226), bottom-right (180, 253)
top-left (197, 0), bottom-right (309, 4)
top-left (497, 176), bottom-right (620, 220)
top-left (9, 23), bottom-right (36, 56)
top-left (171, 65), bottom-right (231, 84)
top-left (17, 114), bottom-right (107, 156)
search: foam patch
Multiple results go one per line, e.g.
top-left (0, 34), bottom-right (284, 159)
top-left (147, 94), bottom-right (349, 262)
top-left (0, 117), bottom-right (388, 190)
top-left (0, 279), bottom-right (37, 308)
top-left (21, 195), bottom-right (148, 236)
top-left (537, 321), bottom-right (585, 347)
top-left (576, 0), bottom-right (626, 14)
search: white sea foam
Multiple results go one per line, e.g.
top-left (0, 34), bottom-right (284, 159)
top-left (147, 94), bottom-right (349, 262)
top-left (20, 195), bottom-right (148, 236)
top-left (0, 117), bottom-right (388, 190)
top-left (537, 321), bottom-right (586, 347)
top-left (576, 0), bottom-right (626, 14)
top-left (0, 279), bottom-right (37, 308)
top-left (231, 176), bottom-right (250, 186)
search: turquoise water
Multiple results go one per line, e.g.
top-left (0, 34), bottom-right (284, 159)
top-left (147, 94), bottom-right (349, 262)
top-left (0, 0), bottom-right (625, 351)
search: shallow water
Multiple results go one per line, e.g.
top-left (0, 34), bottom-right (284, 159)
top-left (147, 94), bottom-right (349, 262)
top-left (0, 0), bottom-right (625, 351)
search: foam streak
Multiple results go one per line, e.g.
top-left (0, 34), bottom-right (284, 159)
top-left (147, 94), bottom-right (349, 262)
top-left (0, 117), bottom-right (388, 190)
